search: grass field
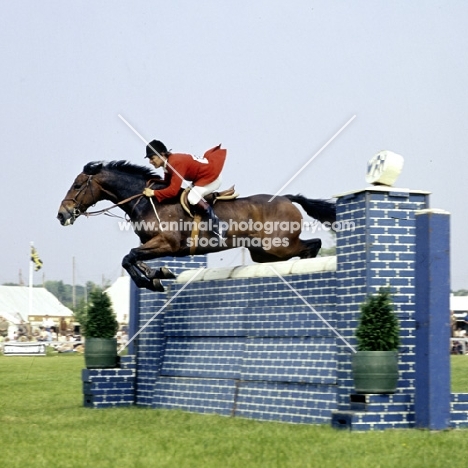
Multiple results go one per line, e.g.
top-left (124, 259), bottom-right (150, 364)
top-left (1, 352), bottom-right (468, 468)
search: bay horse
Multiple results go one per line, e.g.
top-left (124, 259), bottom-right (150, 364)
top-left (57, 161), bottom-right (336, 292)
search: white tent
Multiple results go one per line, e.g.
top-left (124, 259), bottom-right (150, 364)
top-left (452, 295), bottom-right (468, 318)
top-left (0, 285), bottom-right (73, 323)
top-left (104, 276), bottom-right (130, 324)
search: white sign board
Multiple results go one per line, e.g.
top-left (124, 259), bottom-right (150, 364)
top-left (2, 342), bottom-right (47, 356)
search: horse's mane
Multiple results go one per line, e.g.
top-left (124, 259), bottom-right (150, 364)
top-left (83, 160), bottom-right (161, 180)
top-left (106, 160), bottom-right (159, 179)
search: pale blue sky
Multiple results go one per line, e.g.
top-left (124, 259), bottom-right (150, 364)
top-left (1, 1), bottom-right (467, 289)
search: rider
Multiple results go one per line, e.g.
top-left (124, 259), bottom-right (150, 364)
top-left (142, 139), bottom-right (227, 238)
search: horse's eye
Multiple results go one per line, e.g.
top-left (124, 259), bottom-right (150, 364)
top-left (74, 184), bottom-right (82, 190)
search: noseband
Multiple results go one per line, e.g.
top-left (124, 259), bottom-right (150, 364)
top-left (62, 174), bottom-right (96, 219)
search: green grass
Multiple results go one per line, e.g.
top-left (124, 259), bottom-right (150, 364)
top-left (1, 353), bottom-right (468, 468)
top-left (451, 355), bottom-right (468, 392)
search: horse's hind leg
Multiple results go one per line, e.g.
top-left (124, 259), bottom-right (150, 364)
top-left (248, 237), bottom-right (322, 263)
top-left (249, 248), bottom-right (284, 263)
top-left (298, 238), bottom-right (322, 259)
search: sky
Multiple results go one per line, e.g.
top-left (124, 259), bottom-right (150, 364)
top-left (1, 1), bottom-right (467, 289)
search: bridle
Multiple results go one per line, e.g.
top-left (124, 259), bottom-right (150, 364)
top-left (61, 174), bottom-right (97, 220)
top-left (62, 173), bottom-right (150, 220)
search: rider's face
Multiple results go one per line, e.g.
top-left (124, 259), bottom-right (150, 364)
top-left (149, 155), bottom-right (165, 169)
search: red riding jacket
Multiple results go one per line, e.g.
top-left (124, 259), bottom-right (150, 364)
top-left (153, 145), bottom-right (227, 202)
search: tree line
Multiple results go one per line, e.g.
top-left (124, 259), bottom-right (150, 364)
top-left (42, 280), bottom-right (102, 309)
top-left (43, 280), bottom-right (115, 328)
top-left (2, 279), bottom-right (467, 311)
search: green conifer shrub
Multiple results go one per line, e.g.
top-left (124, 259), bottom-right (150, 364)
top-left (356, 288), bottom-right (400, 351)
top-left (82, 289), bottom-right (119, 339)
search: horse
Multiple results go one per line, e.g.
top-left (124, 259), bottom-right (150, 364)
top-left (57, 160), bottom-right (336, 292)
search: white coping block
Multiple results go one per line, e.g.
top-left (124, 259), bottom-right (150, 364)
top-left (415, 208), bottom-right (450, 216)
top-left (290, 256), bottom-right (337, 274)
top-left (235, 261), bottom-right (294, 278)
top-left (176, 268), bottom-right (206, 283)
top-left (176, 256), bottom-right (337, 283)
top-left (203, 266), bottom-right (238, 281)
top-left (334, 186), bottom-right (430, 198)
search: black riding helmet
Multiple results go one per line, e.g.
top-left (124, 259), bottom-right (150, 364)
top-left (145, 140), bottom-right (169, 158)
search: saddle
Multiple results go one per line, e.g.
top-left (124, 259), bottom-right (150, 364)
top-left (180, 186), bottom-right (238, 217)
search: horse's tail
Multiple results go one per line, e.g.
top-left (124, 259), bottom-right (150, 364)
top-left (284, 194), bottom-right (336, 224)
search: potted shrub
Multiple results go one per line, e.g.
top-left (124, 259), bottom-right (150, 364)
top-left (352, 287), bottom-right (400, 394)
top-left (83, 288), bottom-right (119, 369)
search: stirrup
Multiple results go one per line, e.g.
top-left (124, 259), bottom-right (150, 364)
top-left (209, 212), bottom-right (226, 239)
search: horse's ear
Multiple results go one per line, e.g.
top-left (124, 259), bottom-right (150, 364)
top-left (83, 161), bottom-right (103, 175)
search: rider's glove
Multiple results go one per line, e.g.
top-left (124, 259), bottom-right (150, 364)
top-left (143, 188), bottom-right (155, 197)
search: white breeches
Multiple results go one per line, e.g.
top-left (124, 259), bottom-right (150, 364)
top-left (187, 176), bottom-right (222, 204)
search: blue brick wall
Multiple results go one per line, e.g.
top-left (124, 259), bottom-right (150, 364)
top-left (82, 368), bottom-right (135, 408)
top-left (332, 393), bottom-right (414, 430)
top-left (451, 393), bottom-right (468, 427)
top-left (85, 187), bottom-right (465, 430)
top-left (335, 188), bottom-right (429, 414)
top-left (81, 354), bottom-right (136, 408)
top-left (147, 270), bottom-right (338, 424)
top-left (134, 256), bottom-right (207, 406)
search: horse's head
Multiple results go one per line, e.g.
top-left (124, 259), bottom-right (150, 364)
top-left (57, 162), bottom-right (105, 226)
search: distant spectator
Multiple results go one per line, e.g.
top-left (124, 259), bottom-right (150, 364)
top-left (42, 316), bottom-right (54, 341)
top-left (17, 320), bottom-right (30, 341)
top-left (0, 316), bottom-right (8, 338)
top-left (451, 340), bottom-right (464, 355)
top-left (38, 327), bottom-right (48, 342)
top-left (120, 332), bottom-right (128, 347)
top-left (451, 311), bottom-right (457, 337)
top-left (59, 318), bottom-right (68, 336)
top-left (57, 334), bottom-right (75, 353)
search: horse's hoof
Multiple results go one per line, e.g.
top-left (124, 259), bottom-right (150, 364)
top-left (160, 266), bottom-right (176, 279)
top-left (149, 278), bottom-right (165, 292)
top-left (136, 261), bottom-right (155, 277)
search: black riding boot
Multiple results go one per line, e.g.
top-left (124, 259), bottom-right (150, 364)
top-left (193, 199), bottom-right (226, 239)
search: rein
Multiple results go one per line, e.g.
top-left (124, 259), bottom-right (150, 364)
top-left (63, 171), bottom-right (163, 224)
top-left (84, 193), bottom-right (143, 217)
top-left (80, 177), bottom-right (160, 220)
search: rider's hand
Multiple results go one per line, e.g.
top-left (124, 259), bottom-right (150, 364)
top-left (143, 187), bottom-right (155, 197)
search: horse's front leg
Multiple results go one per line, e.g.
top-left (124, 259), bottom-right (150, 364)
top-left (122, 254), bottom-right (163, 292)
top-left (122, 236), bottom-right (178, 291)
top-left (135, 261), bottom-right (176, 281)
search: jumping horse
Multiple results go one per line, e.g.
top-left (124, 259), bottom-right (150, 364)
top-left (57, 161), bottom-right (336, 291)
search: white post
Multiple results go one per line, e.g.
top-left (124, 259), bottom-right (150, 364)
top-left (72, 256), bottom-right (76, 309)
top-left (29, 241), bottom-right (34, 320)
